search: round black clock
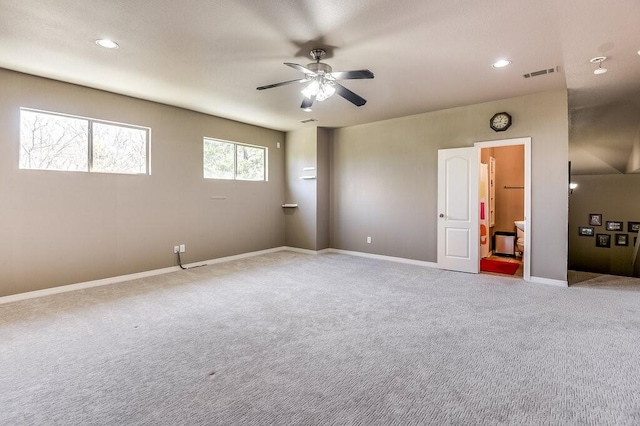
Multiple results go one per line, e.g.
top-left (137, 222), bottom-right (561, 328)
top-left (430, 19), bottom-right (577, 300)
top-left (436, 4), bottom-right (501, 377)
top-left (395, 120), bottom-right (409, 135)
top-left (490, 112), bottom-right (512, 132)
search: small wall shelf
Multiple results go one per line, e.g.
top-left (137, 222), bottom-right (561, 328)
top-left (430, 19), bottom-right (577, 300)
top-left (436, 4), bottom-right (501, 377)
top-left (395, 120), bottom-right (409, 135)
top-left (281, 203), bottom-right (298, 208)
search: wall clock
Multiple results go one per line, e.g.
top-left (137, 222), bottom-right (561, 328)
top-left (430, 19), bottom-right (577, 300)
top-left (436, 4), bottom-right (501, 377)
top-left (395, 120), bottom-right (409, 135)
top-left (490, 112), bottom-right (512, 132)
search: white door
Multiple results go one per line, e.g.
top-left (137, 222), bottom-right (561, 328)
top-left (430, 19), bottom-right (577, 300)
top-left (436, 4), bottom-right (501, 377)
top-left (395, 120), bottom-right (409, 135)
top-left (437, 147), bottom-right (479, 273)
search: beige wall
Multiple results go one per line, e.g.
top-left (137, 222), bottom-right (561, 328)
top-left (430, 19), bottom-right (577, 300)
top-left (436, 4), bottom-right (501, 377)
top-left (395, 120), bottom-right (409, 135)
top-left (284, 128), bottom-right (318, 250)
top-left (316, 128), bottom-right (331, 250)
top-left (330, 90), bottom-right (569, 281)
top-left (1, 68), bottom-right (570, 296)
top-left (569, 174), bottom-right (640, 276)
top-left (284, 127), bottom-right (330, 250)
top-left (0, 69), bottom-right (285, 297)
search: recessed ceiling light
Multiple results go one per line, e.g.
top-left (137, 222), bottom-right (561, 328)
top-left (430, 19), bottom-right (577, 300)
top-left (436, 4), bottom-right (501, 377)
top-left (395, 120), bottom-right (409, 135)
top-left (589, 56), bottom-right (607, 63)
top-left (637, 49), bottom-right (640, 56)
top-left (492, 59), bottom-right (511, 68)
top-left (95, 39), bottom-right (119, 49)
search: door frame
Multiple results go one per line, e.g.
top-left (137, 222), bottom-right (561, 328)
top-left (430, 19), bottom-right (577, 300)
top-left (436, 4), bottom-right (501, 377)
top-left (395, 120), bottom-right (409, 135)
top-left (475, 137), bottom-right (531, 281)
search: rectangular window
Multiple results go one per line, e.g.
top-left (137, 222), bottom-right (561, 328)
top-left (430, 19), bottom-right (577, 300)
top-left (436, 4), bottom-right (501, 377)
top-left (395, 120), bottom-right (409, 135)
top-left (19, 108), bottom-right (150, 174)
top-left (203, 138), bottom-right (266, 181)
top-left (19, 110), bottom-right (89, 172)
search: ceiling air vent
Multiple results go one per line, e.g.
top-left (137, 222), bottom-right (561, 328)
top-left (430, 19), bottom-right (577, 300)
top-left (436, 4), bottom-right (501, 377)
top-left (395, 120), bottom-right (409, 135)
top-left (523, 66), bottom-right (560, 78)
top-left (300, 118), bottom-right (318, 123)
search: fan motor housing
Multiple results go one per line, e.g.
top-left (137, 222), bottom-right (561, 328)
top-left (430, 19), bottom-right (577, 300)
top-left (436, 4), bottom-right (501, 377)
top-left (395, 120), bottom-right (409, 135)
top-left (307, 62), bottom-right (332, 75)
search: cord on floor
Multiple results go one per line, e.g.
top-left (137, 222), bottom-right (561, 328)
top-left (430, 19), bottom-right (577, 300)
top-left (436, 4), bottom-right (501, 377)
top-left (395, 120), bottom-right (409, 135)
top-left (177, 251), bottom-right (207, 270)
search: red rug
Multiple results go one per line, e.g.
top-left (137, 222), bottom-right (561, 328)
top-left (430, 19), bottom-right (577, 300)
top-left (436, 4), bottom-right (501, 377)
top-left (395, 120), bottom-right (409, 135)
top-left (480, 259), bottom-right (519, 275)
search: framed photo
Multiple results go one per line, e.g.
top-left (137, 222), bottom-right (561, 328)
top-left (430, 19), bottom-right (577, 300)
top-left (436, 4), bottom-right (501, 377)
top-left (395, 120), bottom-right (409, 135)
top-left (596, 234), bottom-right (611, 248)
top-left (615, 234), bottom-right (629, 246)
top-left (578, 226), bottom-right (594, 236)
top-left (628, 221), bottom-right (640, 233)
top-left (606, 221), bottom-right (623, 231)
top-left (589, 214), bottom-right (602, 226)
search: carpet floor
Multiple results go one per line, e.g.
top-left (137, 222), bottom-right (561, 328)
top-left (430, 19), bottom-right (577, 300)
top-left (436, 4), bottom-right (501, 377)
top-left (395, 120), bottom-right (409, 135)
top-left (1, 252), bottom-right (640, 425)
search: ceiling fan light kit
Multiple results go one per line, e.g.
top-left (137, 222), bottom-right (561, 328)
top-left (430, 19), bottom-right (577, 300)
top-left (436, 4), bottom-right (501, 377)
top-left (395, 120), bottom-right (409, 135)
top-left (301, 79), bottom-right (336, 102)
top-left (257, 48), bottom-right (374, 110)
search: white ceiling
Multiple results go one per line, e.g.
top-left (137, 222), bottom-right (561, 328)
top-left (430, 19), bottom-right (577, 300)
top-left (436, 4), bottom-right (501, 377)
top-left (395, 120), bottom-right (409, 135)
top-left (1, 0), bottom-right (639, 172)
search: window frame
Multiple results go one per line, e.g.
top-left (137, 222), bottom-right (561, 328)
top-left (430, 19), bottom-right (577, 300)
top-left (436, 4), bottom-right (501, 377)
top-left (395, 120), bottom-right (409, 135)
top-left (19, 107), bottom-right (151, 175)
top-left (203, 137), bottom-right (268, 182)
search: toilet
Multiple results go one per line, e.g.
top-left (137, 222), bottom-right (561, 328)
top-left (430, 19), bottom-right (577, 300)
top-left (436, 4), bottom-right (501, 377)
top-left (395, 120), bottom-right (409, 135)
top-left (514, 221), bottom-right (525, 256)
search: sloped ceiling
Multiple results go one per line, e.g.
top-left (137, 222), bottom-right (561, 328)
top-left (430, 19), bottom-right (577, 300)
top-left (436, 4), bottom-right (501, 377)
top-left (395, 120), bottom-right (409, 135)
top-left (570, 100), bottom-right (640, 175)
top-left (0, 0), bottom-right (639, 174)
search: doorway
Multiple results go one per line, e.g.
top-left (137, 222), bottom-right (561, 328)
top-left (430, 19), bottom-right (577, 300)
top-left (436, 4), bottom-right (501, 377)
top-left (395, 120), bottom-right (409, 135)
top-left (437, 137), bottom-right (531, 281)
top-left (476, 138), bottom-right (531, 281)
top-left (480, 145), bottom-right (525, 278)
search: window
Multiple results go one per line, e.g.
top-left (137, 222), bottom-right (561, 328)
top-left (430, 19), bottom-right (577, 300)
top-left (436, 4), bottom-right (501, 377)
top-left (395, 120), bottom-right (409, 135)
top-left (19, 108), bottom-right (149, 174)
top-left (203, 138), bottom-right (266, 181)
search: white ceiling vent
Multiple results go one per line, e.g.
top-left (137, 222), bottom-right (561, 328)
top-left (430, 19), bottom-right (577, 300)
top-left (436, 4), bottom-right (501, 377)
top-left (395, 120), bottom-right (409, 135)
top-left (523, 66), bottom-right (560, 78)
top-left (300, 118), bottom-right (318, 123)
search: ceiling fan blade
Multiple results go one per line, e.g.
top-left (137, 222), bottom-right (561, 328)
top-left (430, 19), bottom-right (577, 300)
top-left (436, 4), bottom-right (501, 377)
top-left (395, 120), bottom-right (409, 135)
top-left (256, 79), bottom-right (306, 90)
top-left (301, 95), bottom-right (316, 109)
top-left (330, 70), bottom-right (374, 80)
top-left (284, 62), bottom-right (316, 75)
top-left (334, 83), bottom-right (367, 107)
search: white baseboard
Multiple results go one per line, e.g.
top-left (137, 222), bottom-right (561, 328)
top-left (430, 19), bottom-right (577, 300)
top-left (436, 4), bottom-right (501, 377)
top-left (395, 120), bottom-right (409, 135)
top-left (530, 276), bottom-right (568, 287)
top-left (330, 249), bottom-right (569, 288)
top-left (200, 246), bottom-right (286, 265)
top-left (0, 266), bottom-right (184, 305)
top-left (0, 246), bottom-right (290, 305)
top-left (327, 248), bottom-right (438, 268)
top-left (0, 246), bottom-right (568, 305)
top-left (283, 247), bottom-right (335, 255)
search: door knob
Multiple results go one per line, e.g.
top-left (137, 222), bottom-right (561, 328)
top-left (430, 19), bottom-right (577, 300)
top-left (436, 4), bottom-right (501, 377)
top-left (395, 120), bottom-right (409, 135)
top-left (439, 214), bottom-right (444, 218)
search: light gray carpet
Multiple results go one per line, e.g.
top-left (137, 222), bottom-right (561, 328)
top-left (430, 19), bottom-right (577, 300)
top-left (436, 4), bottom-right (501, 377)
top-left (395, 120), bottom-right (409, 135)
top-left (569, 269), bottom-right (640, 289)
top-left (1, 252), bottom-right (640, 425)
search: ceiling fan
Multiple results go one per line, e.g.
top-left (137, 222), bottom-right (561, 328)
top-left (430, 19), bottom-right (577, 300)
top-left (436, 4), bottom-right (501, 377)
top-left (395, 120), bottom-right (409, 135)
top-left (256, 49), bottom-right (374, 110)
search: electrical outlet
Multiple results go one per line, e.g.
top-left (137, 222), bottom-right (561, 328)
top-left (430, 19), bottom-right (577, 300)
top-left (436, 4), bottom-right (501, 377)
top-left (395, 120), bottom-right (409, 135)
top-left (174, 246), bottom-right (179, 253)
top-left (367, 236), bottom-right (372, 244)
top-left (179, 244), bottom-right (186, 253)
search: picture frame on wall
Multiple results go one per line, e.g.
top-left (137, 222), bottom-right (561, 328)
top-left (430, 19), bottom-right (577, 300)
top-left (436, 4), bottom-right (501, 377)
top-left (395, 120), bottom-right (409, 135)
top-left (596, 234), bottom-right (611, 248)
top-left (615, 234), bottom-right (629, 246)
top-left (578, 226), bottom-right (594, 236)
top-left (589, 214), bottom-right (603, 226)
top-left (606, 221), bottom-right (623, 231)
top-left (628, 221), bottom-right (640, 233)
